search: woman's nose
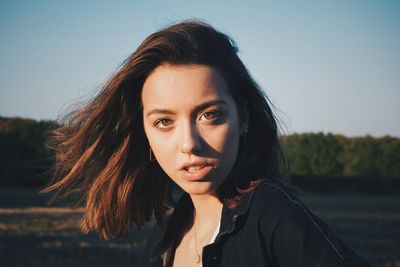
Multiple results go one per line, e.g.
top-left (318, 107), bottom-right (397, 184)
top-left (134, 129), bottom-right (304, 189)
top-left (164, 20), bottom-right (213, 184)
top-left (180, 122), bottom-right (202, 154)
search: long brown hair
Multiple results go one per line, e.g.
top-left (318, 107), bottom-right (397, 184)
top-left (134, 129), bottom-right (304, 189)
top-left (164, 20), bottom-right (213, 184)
top-left (43, 20), bottom-right (287, 239)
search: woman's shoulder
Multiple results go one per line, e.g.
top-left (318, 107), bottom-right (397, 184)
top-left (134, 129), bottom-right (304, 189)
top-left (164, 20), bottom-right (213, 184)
top-left (248, 179), bottom-right (340, 249)
top-left (247, 178), bottom-right (371, 266)
top-left (249, 178), bottom-right (328, 232)
top-left (250, 178), bottom-right (302, 212)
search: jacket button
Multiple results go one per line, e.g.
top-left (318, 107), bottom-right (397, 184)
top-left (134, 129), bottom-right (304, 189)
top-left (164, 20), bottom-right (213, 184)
top-left (212, 255), bottom-right (218, 261)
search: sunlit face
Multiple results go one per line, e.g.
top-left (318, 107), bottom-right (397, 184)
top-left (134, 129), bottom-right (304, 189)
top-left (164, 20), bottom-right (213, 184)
top-left (142, 64), bottom-right (241, 196)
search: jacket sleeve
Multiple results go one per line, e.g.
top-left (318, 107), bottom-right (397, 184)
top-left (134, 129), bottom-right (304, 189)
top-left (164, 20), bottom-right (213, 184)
top-left (258, 184), bottom-right (371, 267)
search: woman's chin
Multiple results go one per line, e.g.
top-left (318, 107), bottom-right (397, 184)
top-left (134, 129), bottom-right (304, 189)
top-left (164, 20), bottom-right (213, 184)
top-left (180, 182), bottom-right (218, 197)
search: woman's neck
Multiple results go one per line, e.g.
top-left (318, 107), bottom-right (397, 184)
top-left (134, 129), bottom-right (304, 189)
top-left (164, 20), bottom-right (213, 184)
top-left (190, 193), bottom-right (223, 232)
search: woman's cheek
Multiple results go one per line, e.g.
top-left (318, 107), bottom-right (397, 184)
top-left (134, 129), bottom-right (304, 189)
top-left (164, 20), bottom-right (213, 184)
top-left (205, 125), bottom-right (234, 153)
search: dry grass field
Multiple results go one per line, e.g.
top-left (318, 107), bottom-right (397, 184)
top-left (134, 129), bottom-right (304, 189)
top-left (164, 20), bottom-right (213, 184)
top-left (0, 206), bottom-right (151, 267)
top-left (301, 194), bottom-right (400, 267)
top-left (0, 187), bottom-right (399, 267)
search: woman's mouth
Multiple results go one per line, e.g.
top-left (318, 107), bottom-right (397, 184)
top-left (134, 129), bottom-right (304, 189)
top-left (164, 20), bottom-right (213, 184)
top-left (180, 161), bottom-right (215, 180)
top-left (186, 166), bottom-right (205, 172)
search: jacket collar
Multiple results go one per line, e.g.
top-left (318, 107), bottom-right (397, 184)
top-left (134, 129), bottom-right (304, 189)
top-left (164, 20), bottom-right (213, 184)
top-left (149, 189), bottom-right (257, 263)
top-left (216, 188), bottom-right (256, 242)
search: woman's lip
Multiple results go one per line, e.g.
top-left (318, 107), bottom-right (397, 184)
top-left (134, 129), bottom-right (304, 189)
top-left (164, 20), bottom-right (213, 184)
top-left (180, 165), bottom-right (214, 181)
top-left (179, 160), bottom-right (215, 171)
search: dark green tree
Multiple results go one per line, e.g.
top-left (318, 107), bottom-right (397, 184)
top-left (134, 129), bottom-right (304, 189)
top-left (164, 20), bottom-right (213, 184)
top-left (341, 135), bottom-right (380, 177)
top-left (377, 136), bottom-right (400, 178)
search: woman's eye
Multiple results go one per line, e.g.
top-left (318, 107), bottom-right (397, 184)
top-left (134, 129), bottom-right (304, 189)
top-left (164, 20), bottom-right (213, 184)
top-left (154, 119), bottom-right (174, 128)
top-left (201, 111), bottom-right (220, 121)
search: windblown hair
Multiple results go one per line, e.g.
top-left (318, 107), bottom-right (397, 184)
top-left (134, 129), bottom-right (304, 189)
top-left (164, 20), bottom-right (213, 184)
top-left (44, 20), bottom-right (287, 239)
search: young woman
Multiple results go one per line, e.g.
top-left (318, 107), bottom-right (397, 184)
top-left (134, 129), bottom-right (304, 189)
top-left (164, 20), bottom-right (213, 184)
top-left (45, 21), bottom-right (370, 267)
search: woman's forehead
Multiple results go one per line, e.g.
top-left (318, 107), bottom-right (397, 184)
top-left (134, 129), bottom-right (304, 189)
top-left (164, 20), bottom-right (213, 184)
top-left (141, 64), bottom-right (235, 113)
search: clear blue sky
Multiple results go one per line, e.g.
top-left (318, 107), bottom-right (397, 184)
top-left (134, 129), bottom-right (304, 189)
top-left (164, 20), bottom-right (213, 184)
top-left (1, 0), bottom-right (399, 137)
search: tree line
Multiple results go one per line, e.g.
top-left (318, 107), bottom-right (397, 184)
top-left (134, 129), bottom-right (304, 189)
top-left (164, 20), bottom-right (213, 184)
top-left (0, 117), bottom-right (399, 187)
top-left (280, 133), bottom-right (400, 178)
top-left (0, 117), bottom-right (56, 187)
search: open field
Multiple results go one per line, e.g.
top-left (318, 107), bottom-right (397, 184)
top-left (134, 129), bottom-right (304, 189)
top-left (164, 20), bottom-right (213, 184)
top-left (300, 194), bottom-right (400, 266)
top-left (0, 188), bottom-right (399, 266)
top-left (0, 206), bottom-right (151, 266)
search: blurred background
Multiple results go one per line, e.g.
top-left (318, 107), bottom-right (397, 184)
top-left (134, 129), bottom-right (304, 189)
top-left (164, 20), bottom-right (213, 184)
top-left (0, 0), bottom-right (399, 266)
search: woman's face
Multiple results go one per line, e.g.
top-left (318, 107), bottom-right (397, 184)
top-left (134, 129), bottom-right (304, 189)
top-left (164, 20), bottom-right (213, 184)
top-left (142, 64), bottom-right (241, 197)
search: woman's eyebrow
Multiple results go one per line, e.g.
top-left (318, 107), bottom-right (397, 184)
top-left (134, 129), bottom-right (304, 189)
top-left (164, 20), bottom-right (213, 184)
top-left (193, 100), bottom-right (227, 113)
top-left (145, 109), bottom-right (176, 118)
top-left (145, 100), bottom-right (227, 118)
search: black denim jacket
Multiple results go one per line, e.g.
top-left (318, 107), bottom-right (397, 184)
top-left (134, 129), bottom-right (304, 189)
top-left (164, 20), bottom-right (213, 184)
top-left (145, 180), bottom-right (371, 267)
